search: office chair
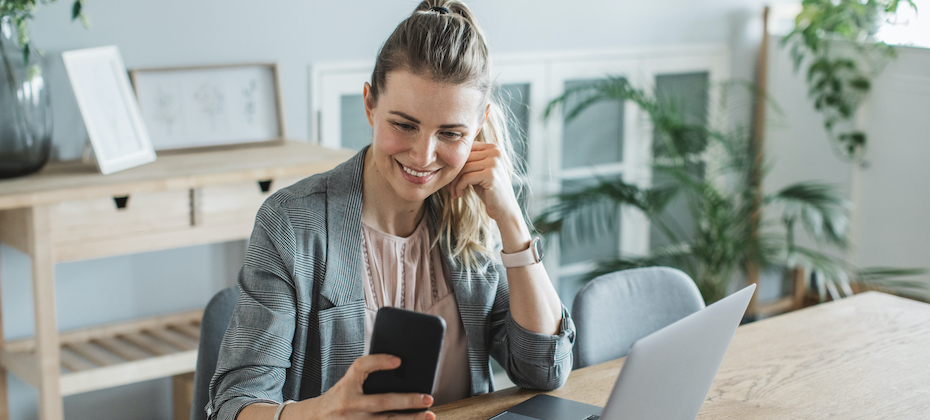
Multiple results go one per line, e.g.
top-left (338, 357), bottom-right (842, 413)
top-left (571, 267), bottom-right (705, 369)
top-left (190, 285), bottom-right (240, 420)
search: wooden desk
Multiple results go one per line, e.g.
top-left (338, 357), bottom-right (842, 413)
top-left (0, 142), bottom-right (354, 420)
top-left (434, 292), bottom-right (930, 419)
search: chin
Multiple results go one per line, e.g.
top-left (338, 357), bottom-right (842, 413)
top-left (393, 183), bottom-right (439, 203)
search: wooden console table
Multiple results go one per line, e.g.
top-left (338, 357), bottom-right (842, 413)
top-left (0, 141), bottom-right (354, 420)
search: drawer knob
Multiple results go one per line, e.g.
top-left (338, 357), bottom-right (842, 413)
top-left (258, 180), bottom-right (273, 193)
top-left (113, 196), bottom-right (130, 210)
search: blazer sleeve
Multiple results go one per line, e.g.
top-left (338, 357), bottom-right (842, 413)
top-left (487, 260), bottom-right (576, 390)
top-left (207, 198), bottom-right (301, 420)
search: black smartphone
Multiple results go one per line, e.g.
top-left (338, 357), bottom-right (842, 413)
top-left (363, 307), bottom-right (446, 403)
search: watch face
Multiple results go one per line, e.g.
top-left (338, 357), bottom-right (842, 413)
top-left (532, 236), bottom-right (545, 262)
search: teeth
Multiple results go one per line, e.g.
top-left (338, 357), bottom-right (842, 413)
top-left (401, 163), bottom-right (434, 177)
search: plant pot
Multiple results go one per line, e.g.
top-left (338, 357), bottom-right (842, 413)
top-left (0, 17), bottom-right (52, 179)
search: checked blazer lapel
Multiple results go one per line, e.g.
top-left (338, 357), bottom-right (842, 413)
top-left (317, 147), bottom-right (367, 392)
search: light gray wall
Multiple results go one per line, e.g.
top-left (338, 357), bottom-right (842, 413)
top-left (763, 38), bottom-right (930, 290)
top-left (4, 1), bottom-right (795, 419)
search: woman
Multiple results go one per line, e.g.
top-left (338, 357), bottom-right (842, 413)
top-left (208, 2), bottom-right (574, 419)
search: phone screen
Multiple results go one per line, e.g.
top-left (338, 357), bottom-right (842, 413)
top-left (363, 307), bottom-right (447, 399)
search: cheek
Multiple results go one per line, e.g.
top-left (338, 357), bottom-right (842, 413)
top-left (372, 124), bottom-right (406, 156)
top-left (440, 140), bottom-right (472, 170)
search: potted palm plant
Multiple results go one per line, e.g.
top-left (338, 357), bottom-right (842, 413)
top-left (536, 77), bottom-right (925, 304)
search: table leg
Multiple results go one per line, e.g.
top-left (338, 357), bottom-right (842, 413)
top-left (173, 372), bottom-right (195, 420)
top-left (29, 206), bottom-right (63, 420)
top-left (0, 245), bottom-right (9, 420)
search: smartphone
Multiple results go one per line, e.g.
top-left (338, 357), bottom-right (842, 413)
top-left (363, 307), bottom-right (446, 401)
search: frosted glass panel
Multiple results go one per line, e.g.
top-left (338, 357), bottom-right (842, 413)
top-left (559, 178), bottom-right (620, 265)
top-left (497, 83), bottom-right (530, 176)
top-left (649, 72), bottom-right (709, 251)
top-left (652, 72), bottom-right (709, 157)
top-left (562, 78), bottom-right (625, 168)
top-left (340, 94), bottom-right (371, 151)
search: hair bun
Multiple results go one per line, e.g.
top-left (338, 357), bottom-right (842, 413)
top-left (428, 6), bottom-right (450, 14)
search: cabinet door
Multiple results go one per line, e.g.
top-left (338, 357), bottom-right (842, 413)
top-left (548, 59), bottom-right (650, 302)
top-left (312, 64), bottom-right (373, 150)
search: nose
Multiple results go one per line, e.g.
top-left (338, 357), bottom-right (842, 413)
top-left (409, 132), bottom-right (437, 168)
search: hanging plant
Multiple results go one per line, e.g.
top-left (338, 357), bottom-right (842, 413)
top-left (781, 0), bottom-right (916, 161)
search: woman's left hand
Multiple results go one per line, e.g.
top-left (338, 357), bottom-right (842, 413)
top-left (447, 141), bottom-right (520, 222)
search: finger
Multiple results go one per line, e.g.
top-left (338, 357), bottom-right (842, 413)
top-left (348, 354), bottom-right (401, 379)
top-left (373, 410), bottom-right (435, 420)
top-left (450, 162), bottom-right (494, 199)
top-left (470, 141), bottom-right (494, 152)
top-left (455, 169), bottom-right (495, 197)
top-left (465, 147), bottom-right (497, 163)
top-left (355, 392), bottom-right (433, 413)
top-left (458, 159), bottom-right (495, 176)
top-left (375, 410), bottom-right (436, 420)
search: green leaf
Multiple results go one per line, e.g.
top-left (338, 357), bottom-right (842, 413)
top-left (72, 1), bottom-right (82, 20)
top-left (849, 77), bottom-right (870, 91)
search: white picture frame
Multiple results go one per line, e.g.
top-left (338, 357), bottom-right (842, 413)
top-left (128, 63), bottom-right (286, 151)
top-left (62, 46), bottom-right (157, 175)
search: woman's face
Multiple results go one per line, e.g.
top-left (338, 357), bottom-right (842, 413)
top-left (364, 70), bottom-right (487, 204)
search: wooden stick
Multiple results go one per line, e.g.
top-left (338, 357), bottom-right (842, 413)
top-left (746, 6), bottom-right (771, 316)
top-left (59, 348), bottom-right (94, 373)
top-left (93, 337), bottom-right (149, 362)
top-left (120, 332), bottom-right (177, 356)
top-left (146, 328), bottom-right (198, 352)
top-left (170, 323), bottom-right (202, 341)
top-left (65, 342), bottom-right (123, 367)
top-left (30, 205), bottom-right (65, 419)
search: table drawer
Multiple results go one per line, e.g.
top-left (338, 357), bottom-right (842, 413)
top-left (49, 190), bottom-right (192, 244)
top-left (197, 176), bottom-right (306, 227)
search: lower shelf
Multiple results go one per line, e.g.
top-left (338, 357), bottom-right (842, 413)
top-left (1, 309), bottom-right (203, 396)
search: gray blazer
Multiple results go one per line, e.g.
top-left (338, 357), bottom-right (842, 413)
top-left (207, 148), bottom-right (575, 420)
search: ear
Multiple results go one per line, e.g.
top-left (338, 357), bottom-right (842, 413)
top-left (363, 82), bottom-right (375, 127)
top-left (475, 103), bottom-right (491, 140)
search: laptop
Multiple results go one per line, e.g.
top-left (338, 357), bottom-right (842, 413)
top-left (489, 283), bottom-right (756, 420)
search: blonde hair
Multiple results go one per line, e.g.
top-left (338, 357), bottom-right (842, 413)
top-left (370, 0), bottom-right (519, 269)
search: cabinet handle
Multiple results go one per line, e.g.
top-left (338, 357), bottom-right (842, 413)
top-left (258, 180), bottom-right (273, 193)
top-left (113, 196), bottom-right (130, 210)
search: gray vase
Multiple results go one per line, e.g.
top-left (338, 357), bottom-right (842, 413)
top-left (0, 17), bottom-right (52, 179)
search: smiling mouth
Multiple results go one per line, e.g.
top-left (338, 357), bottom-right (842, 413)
top-left (398, 161), bottom-right (439, 178)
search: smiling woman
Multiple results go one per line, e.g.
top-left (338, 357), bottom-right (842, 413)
top-left (207, 1), bottom-right (575, 420)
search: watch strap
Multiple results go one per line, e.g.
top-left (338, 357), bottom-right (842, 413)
top-left (500, 237), bottom-right (541, 268)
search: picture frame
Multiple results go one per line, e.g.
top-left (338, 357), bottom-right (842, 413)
top-left (61, 46), bottom-right (157, 175)
top-left (128, 63), bottom-right (287, 152)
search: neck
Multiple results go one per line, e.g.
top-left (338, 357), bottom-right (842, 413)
top-left (361, 148), bottom-right (426, 237)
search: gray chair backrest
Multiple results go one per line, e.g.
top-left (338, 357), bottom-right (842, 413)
top-left (571, 267), bottom-right (705, 369)
top-left (191, 285), bottom-right (240, 420)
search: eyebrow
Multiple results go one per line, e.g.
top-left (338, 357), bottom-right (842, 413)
top-left (388, 111), bottom-right (467, 129)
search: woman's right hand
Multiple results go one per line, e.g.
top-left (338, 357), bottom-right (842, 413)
top-left (294, 354), bottom-right (435, 419)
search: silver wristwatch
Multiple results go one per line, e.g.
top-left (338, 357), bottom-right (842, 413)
top-left (500, 236), bottom-right (544, 268)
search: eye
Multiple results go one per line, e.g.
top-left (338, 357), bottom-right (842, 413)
top-left (391, 121), bottom-right (416, 132)
top-left (440, 131), bottom-right (464, 141)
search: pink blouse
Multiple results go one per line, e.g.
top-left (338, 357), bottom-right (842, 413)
top-left (360, 218), bottom-right (471, 405)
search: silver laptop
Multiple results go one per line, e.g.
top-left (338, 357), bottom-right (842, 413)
top-left (490, 283), bottom-right (756, 420)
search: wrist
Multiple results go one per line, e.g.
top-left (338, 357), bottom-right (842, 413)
top-left (497, 213), bottom-right (531, 254)
top-left (274, 401), bottom-right (296, 420)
